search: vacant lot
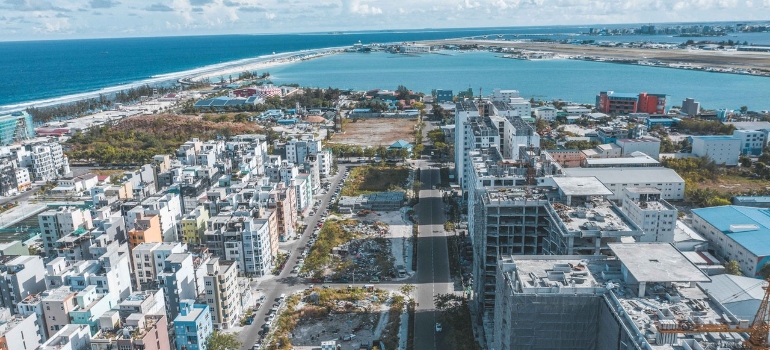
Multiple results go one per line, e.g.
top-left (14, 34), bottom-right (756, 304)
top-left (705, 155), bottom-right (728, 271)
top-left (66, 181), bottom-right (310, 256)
top-left (334, 118), bottom-right (416, 147)
top-left (341, 166), bottom-right (410, 197)
top-left (699, 174), bottom-right (770, 194)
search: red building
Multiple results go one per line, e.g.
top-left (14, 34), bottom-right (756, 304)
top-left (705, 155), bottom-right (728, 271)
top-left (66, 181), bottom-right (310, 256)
top-left (596, 91), bottom-right (666, 115)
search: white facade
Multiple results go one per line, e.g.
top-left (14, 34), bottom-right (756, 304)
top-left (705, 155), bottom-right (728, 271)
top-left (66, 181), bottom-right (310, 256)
top-left (0, 314), bottom-right (42, 350)
top-left (562, 167), bottom-right (686, 200)
top-left (534, 107), bottom-right (557, 121)
top-left (733, 130), bottom-right (766, 156)
top-left (316, 150), bottom-right (332, 178)
top-left (491, 88), bottom-right (520, 102)
top-left (691, 136), bottom-right (741, 166)
top-left (621, 187), bottom-right (677, 243)
top-left (615, 138), bottom-right (661, 159)
top-left (38, 207), bottom-right (94, 257)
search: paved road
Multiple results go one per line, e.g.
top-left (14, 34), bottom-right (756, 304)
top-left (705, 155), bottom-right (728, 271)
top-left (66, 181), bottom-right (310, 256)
top-left (237, 164), bottom-right (350, 349)
top-left (413, 156), bottom-right (452, 350)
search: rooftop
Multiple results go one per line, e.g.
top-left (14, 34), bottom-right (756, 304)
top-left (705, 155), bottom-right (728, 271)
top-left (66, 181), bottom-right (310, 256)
top-left (552, 176), bottom-right (613, 197)
top-left (551, 198), bottom-right (635, 233)
top-left (608, 243), bottom-right (710, 283)
top-left (691, 135), bottom-right (739, 140)
top-left (562, 167), bottom-right (685, 184)
top-left (692, 205), bottom-right (770, 256)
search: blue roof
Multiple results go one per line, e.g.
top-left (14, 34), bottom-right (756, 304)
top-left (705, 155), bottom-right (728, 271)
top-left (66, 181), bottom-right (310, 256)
top-left (194, 100), bottom-right (213, 107)
top-left (608, 92), bottom-right (639, 99)
top-left (691, 135), bottom-right (739, 140)
top-left (389, 140), bottom-right (412, 149)
top-left (692, 205), bottom-right (770, 256)
top-left (352, 108), bottom-right (372, 113)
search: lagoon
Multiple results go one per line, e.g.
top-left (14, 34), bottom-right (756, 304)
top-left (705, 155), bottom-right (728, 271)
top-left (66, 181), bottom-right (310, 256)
top-left (269, 51), bottom-right (770, 110)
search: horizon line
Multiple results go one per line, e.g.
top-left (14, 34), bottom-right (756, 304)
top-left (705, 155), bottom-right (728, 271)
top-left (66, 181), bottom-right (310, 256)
top-left (1, 19), bottom-right (767, 43)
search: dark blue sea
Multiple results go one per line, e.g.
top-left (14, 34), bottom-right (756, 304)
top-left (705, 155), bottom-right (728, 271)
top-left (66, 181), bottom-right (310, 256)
top-left (1, 23), bottom-right (769, 110)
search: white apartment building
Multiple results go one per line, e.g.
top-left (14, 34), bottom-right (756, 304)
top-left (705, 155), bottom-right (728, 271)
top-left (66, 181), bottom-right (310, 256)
top-left (691, 135), bottom-right (741, 166)
top-left (491, 88), bottom-right (520, 102)
top-left (38, 207), bottom-right (94, 257)
top-left (534, 106), bottom-right (557, 121)
top-left (733, 129), bottom-right (766, 156)
top-left (615, 138), bottom-right (661, 159)
top-left (132, 242), bottom-right (185, 290)
top-left (285, 135), bottom-right (322, 165)
top-left (621, 187), bottom-right (677, 243)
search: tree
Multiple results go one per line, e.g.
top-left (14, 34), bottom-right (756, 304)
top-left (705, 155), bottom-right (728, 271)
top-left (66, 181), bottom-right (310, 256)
top-left (725, 260), bottom-right (743, 276)
top-left (205, 331), bottom-right (241, 350)
top-left (740, 155), bottom-right (753, 168)
top-left (759, 263), bottom-right (770, 279)
top-left (396, 85), bottom-right (410, 100)
top-left (400, 284), bottom-right (415, 299)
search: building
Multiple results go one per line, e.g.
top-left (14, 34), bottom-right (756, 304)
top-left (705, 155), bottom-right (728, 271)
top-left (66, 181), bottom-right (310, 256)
top-left (561, 167), bottom-right (685, 200)
top-left (728, 121), bottom-right (770, 148)
top-left (201, 258), bottom-right (241, 329)
top-left (285, 135), bottom-right (322, 165)
top-left (533, 106), bottom-right (557, 121)
top-left (0, 112), bottom-right (34, 146)
top-left (174, 300), bottom-right (212, 350)
top-left (15, 294), bottom-right (46, 341)
top-left (128, 213), bottom-right (162, 249)
top-left (596, 91), bottom-right (666, 115)
top-left (733, 129), bottom-right (766, 156)
top-left (0, 255), bottom-right (47, 310)
top-left (132, 242), bottom-right (185, 290)
top-left (692, 205), bottom-right (770, 277)
top-left (41, 286), bottom-right (78, 338)
top-left (39, 207), bottom-right (94, 257)
top-left (204, 210), bottom-right (273, 276)
top-left (681, 98), bottom-right (701, 116)
top-left (583, 154), bottom-right (660, 168)
top-left (158, 254), bottom-right (197, 319)
top-left (698, 274), bottom-right (768, 321)
top-left (69, 286), bottom-right (119, 335)
top-left (491, 243), bottom-right (715, 350)
top-left (39, 324), bottom-right (91, 350)
top-left (620, 187), bottom-right (677, 243)
top-left (91, 314), bottom-right (170, 350)
top-left (0, 314), bottom-right (42, 350)
top-left (614, 138), bottom-right (661, 159)
top-left (545, 149), bottom-right (585, 167)
top-left (399, 44), bottom-right (430, 53)
top-left (435, 89), bottom-right (453, 103)
top-left (181, 206), bottom-right (209, 245)
top-left (269, 184), bottom-right (296, 242)
top-left (691, 135), bottom-right (741, 166)
top-left (733, 196), bottom-right (770, 208)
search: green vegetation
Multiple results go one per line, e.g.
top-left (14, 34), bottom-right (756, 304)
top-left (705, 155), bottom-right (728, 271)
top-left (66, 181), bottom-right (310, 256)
top-left (725, 260), bottom-right (743, 276)
top-left (300, 219), bottom-right (359, 278)
top-left (446, 236), bottom-right (461, 278)
top-left (266, 294), bottom-right (301, 350)
top-left (444, 221), bottom-right (455, 231)
top-left (66, 115), bottom-right (261, 164)
top-left (563, 140), bottom-right (599, 150)
top-left (759, 263), bottom-right (770, 279)
top-left (433, 294), bottom-right (482, 350)
top-left (341, 165), bottom-right (409, 196)
top-left (676, 118), bottom-right (736, 135)
top-left (205, 331), bottom-right (242, 350)
top-left (661, 156), bottom-right (732, 207)
top-left (381, 295), bottom-right (406, 350)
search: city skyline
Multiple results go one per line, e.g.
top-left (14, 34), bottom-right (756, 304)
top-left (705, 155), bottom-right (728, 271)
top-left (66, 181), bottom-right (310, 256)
top-left (1, 0), bottom-right (769, 41)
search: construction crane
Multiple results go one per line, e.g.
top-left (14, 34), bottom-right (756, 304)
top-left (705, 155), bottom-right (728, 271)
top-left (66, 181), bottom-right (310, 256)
top-left (655, 278), bottom-right (770, 349)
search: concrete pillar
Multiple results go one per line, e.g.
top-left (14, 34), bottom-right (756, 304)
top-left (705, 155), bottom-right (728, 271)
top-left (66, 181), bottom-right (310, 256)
top-left (638, 282), bottom-right (646, 298)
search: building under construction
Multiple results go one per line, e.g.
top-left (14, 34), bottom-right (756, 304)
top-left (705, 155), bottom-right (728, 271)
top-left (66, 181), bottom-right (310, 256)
top-left (466, 146), bottom-right (645, 336)
top-left (0, 111), bottom-right (34, 146)
top-left (491, 243), bottom-right (764, 350)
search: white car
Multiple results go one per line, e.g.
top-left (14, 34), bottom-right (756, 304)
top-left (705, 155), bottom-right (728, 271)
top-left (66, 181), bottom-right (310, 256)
top-left (435, 323), bottom-right (442, 332)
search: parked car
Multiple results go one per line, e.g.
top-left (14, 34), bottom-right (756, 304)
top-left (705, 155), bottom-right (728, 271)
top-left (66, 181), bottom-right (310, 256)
top-left (435, 323), bottom-right (443, 332)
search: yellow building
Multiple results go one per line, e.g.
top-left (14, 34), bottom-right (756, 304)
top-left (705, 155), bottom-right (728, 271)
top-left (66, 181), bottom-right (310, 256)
top-left (181, 206), bottom-right (209, 244)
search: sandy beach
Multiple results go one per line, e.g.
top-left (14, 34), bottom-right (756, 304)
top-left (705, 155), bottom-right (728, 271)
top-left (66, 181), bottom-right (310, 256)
top-left (421, 39), bottom-right (770, 73)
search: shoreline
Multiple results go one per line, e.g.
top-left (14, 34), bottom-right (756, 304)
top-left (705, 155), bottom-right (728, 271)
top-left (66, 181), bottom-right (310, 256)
top-left (0, 46), bottom-right (345, 115)
top-left (419, 39), bottom-right (770, 78)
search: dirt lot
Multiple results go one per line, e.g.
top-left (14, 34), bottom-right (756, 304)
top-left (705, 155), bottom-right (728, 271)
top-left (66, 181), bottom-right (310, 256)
top-left (341, 166), bottom-right (410, 196)
top-left (333, 118), bottom-right (417, 147)
top-left (426, 40), bottom-right (770, 71)
top-left (699, 174), bottom-right (770, 194)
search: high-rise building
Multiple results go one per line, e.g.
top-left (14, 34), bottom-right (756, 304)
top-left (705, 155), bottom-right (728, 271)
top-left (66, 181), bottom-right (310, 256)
top-left (159, 254), bottom-right (197, 320)
top-left (596, 91), bottom-right (666, 115)
top-left (41, 286), bottom-right (78, 338)
top-left (681, 97), bottom-right (701, 116)
top-left (0, 313), bottom-right (42, 350)
top-left (202, 258), bottom-right (241, 330)
top-left (0, 255), bottom-right (47, 310)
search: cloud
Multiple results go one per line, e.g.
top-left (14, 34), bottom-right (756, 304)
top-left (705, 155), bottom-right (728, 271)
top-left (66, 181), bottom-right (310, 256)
top-left (240, 6), bottom-right (266, 12)
top-left (265, 12), bottom-right (276, 19)
top-left (4, 0), bottom-right (71, 12)
top-left (189, 0), bottom-right (212, 5)
top-left (144, 3), bottom-right (173, 11)
top-left (89, 0), bottom-right (120, 9)
top-left (191, 6), bottom-right (203, 12)
top-left (55, 12), bottom-right (70, 17)
top-left (342, 0), bottom-right (383, 15)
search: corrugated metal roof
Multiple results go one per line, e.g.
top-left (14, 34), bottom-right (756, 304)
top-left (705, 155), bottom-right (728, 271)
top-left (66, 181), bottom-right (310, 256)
top-left (692, 206), bottom-right (770, 257)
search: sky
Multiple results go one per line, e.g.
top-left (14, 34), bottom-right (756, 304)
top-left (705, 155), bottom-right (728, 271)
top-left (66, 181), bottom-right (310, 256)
top-left (1, 0), bottom-right (769, 41)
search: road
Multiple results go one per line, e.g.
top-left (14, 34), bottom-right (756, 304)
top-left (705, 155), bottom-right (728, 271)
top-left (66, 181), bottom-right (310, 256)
top-left (238, 121), bottom-right (452, 350)
top-left (237, 163), bottom-right (349, 349)
top-left (413, 120), bottom-right (452, 350)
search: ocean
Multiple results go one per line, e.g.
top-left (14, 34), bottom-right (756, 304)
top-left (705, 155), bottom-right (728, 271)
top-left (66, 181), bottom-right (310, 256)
top-left (269, 51), bottom-right (770, 110)
top-left (1, 23), bottom-right (770, 112)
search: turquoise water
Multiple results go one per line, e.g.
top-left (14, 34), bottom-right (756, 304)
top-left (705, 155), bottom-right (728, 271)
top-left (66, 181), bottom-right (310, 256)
top-left (270, 51), bottom-right (770, 110)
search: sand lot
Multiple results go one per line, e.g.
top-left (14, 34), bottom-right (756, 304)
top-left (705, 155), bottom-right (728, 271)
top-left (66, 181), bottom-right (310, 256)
top-left (333, 118), bottom-right (417, 147)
